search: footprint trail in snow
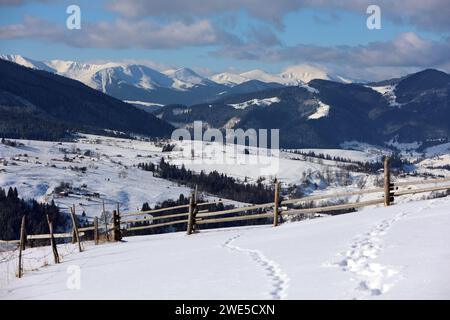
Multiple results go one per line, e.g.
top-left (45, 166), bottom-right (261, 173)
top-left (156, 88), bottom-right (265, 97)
top-left (333, 211), bottom-right (408, 298)
top-left (223, 234), bottom-right (289, 300)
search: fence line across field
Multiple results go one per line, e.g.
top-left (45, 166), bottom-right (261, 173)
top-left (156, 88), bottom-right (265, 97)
top-left (5, 156), bottom-right (450, 279)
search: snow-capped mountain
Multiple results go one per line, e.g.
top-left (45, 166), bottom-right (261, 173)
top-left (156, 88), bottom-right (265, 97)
top-left (0, 58), bottom-right (174, 140)
top-left (156, 68), bottom-right (450, 148)
top-left (280, 64), bottom-right (333, 84)
top-left (240, 69), bottom-right (286, 85)
top-left (0, 54), bottom-right (175, 91)
top-left (210, 64), bottom-right (350, 87)
top-left (0, 55), bottom-right (227, 105)
top-left (0, 55), bottom-right (350, 105)
top-left (163, 67), bottom-right (215, 90)
top-left (210, 72), bottom-right (249, 86)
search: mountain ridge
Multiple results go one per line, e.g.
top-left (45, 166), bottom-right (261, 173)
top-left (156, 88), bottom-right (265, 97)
top-left (155, 69), bottom-right (450, 148)
top-left (0, 55), bottom-right (351, 106)
top-left (0, 59), bottom-right (174, 140)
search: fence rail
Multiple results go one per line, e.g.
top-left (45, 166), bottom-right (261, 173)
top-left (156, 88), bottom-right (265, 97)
top-left (280, 187), bottom-right (385, 205)
top-left (393, 176), bottom-right (450, 187)
top-left (281, 198), bottom-right (385, 216)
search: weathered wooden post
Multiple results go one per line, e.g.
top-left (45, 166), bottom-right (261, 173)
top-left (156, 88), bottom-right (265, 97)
top-left (71, 204), bottom-right (76, 244)
top-left (94, 216), bottom-right (99, 245)
top-left (102, 200), bottom-right (109, 241)
top-left (17, 215), bottom-right (26, 278)
top-left (193, 185), bottom-right (199, 233)
top-left (186, 192), bottom-right (196, 235)
top-left (112, 210), bottom-right (122, 241)
top-left (384, 157), bottom-right (391, 206)
top-left (273, 180), bottom-right (281, 227)
top-left (46, 214), bottom-right (60, 264)
top-left (70, 206), bottom-right (83, 252)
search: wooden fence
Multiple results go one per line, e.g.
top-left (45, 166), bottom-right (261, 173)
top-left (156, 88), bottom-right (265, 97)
top-left (5, 157), bottom-right (450, 278)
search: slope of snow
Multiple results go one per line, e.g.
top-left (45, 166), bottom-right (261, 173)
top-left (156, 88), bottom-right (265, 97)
top-left (289, 148), bottom-right (382, 163)
top-left (385, 139), bottom-right (422, 152)
top-left (168, 139), bottom-right (376, 192)
top-left (210, 72), bottom-right (249, 86)
top-left (163, 68), bottom-right (212, 90)
top-left (0, 54), bottom-right (54, 72)
top-left (240, 69), bottom-right (288, 84)
top-left (1, 197), bottom-right (449, 299)
top-left (425, 142), bottom-right (450, 157)
top-left (0, 135), bottom-right (192, 217)
top-left (123, 100), bottom-right (164, 108)
top-left (308, 101), bottom-right (330, 120)
top-left (228, 97), bottom-right (281, 109)
top-left (280, 64), bottom-right (331, 84)
top-left (367, 85), bottom-right (402, 107)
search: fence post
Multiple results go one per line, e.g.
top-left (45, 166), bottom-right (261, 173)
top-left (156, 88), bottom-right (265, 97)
top-left (112, 210), bottom-right (122, 241)
top-left (46, 214), bottom-right (60, 264)
top-left (193, 185), bottom-right (199, 233)
top-left (71, 204), bottom-right (76, 244)
top-left (94, 216), bottom-right (99, 245)
top-left (17, 215), bottom-right (26, 278)
top-left (70, 206), bottom-right (83, 252)
top-left (102, 200), bottom-right (109, 241)
top-left (187, 193), bottom-right (196, 235)
top-left (384, 157), bottom-right (391, 206)
top-left (273, 180), bottom-right (281, 227)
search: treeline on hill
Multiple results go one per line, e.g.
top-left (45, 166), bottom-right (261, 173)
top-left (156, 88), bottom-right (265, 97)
top-left (137, 158), bottom-right (274, 204)
top-left (0, 187), bottom-right (68, 240)
top-left (0, 107), bottom-right (71, 141)
top-left (286, 150), bottom-right (410, 173)
top-left (124, 194), bottom-right (272, 236)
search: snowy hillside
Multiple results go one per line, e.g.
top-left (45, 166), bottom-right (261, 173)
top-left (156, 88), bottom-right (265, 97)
top-left (2, 134), bottom-right (447, 219)
top-left (0, 135), bottom-right (192, 217)
top-left (1, 197), bottom-right (449, 299)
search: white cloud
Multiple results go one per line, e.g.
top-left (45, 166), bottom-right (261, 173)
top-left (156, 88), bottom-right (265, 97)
top-left (213, 32), bottom-right (450, 80)
top-left (0, 16), bottom-right (230, 49)
top-left (107, 0), bottom-right (450, 32)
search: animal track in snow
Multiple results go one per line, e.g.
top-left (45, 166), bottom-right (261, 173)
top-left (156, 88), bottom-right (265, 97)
top-left (334, 212), bottom-right (407, 298)
top-left (223, 234), bottom-right (289, 299)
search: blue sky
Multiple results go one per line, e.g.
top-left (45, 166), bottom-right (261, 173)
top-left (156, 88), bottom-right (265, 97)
top-left (0, 0), bottom-right (449, 80)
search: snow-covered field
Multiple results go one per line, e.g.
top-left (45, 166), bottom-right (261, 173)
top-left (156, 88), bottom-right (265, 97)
top-left (1, 134), bottom-right (448, 219)
top-left (1, 197), bottom-right (449, 299)
top-left (0, 134), bottom-right (377, 217)
top-left (0, 135), bottom-right (192, 217)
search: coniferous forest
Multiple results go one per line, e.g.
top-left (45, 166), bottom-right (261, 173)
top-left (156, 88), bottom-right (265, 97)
top-left (0, 187), bottom-right (68, 240)
top-left (138, 158), bottom-right (274, 204)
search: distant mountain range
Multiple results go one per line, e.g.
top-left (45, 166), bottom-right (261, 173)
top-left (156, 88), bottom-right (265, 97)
top-left (1, 55), bottom-right (448, 149)
top-left (155, 69), bottom-right (450, 148)
top-left (0, 59), bottom-right (173, 140)
top-left (0, 55), bottom-right (349, 106)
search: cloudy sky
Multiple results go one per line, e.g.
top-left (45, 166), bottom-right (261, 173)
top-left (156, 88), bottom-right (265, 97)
top-left (0, 0), bottom-right (449, 80)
